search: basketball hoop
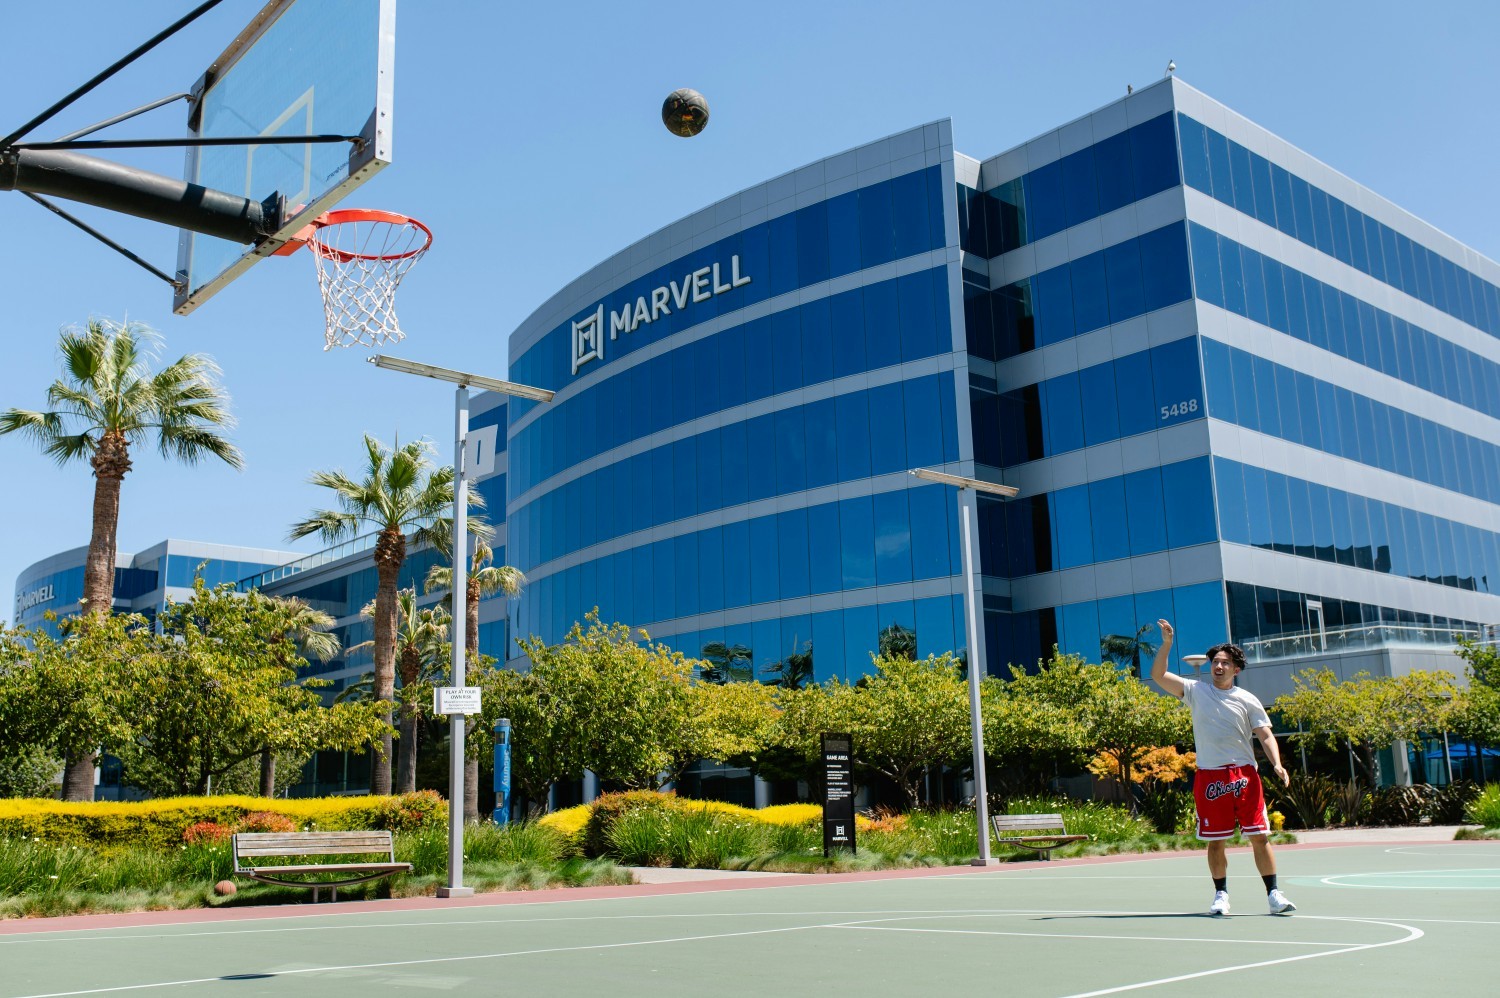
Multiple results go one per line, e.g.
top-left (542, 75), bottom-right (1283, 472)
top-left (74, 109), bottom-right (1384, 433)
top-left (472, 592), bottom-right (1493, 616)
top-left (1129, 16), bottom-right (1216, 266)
top-left (298, 209), bottom-right (432, 350)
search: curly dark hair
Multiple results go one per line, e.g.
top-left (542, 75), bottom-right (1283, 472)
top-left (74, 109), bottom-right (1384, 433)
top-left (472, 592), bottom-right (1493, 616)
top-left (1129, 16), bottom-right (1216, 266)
top-left (1206, 642), bottom-right (1247, 671)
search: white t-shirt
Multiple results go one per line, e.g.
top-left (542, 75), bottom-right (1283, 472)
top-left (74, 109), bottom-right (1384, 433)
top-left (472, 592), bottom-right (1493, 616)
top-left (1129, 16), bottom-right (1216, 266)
top-left (1181, 677), bottom-right (1271, 770)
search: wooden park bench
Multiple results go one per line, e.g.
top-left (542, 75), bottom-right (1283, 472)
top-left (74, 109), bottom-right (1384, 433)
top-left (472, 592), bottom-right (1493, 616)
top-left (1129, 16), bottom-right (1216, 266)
top-left (990, 813), bottom-right (1089, 861)
top-left (231, 831), bottom-right (412, 902)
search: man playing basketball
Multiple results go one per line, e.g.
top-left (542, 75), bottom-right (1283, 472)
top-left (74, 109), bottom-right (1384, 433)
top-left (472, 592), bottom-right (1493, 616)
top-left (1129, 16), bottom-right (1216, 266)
top-left (1151, 620), bottom-right (1297, 916)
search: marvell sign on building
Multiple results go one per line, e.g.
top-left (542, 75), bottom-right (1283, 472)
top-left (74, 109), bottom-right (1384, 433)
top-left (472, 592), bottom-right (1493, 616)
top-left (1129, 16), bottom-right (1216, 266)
top-left (572, 255), bottom-right (751, 375)
top-left (15, 584), bottom-right (55, 615)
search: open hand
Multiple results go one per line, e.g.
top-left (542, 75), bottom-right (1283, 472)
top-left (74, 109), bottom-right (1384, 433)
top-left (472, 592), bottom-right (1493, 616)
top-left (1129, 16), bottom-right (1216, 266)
top-left (1157, 619), bottom-right (1174, 645)
top-left (1273, 764), bottom-right (1289, 785)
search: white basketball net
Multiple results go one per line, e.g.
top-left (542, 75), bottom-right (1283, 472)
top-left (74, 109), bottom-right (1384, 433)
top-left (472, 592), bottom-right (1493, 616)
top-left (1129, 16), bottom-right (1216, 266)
top-left (309, 212), bottom-right (432, 350)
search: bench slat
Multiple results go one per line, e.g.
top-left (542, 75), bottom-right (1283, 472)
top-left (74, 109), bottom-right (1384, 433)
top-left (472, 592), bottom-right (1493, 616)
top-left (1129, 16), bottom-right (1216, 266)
top-left (234, 832), bottom-right (394, 857)
top-left (243, 862), bottom-right (411, 875)
top-left (992, 814), bottom-right (1067, 830)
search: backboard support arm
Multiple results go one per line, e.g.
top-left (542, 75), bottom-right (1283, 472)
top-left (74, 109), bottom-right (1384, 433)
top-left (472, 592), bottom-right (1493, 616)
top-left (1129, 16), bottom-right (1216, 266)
top-left (0, 0), bottom-right (228, 149)
top-left (50, 93), bottom-right (195, 144)
top-left (13, 134), bottom-right (364, 153)
top-left (20, 192), bottom-right (182, 289)
top-left (0, 147), bottom-right (281, 243)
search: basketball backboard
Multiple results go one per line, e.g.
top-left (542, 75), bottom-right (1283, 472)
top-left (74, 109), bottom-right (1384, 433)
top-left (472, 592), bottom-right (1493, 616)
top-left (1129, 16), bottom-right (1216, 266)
top-left (172, 0), bottom-right (395, 314)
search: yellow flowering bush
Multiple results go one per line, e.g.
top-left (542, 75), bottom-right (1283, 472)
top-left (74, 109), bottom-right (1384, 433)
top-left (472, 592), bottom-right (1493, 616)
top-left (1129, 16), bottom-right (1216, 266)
top-left (0, 793), bottom-right (446, 850)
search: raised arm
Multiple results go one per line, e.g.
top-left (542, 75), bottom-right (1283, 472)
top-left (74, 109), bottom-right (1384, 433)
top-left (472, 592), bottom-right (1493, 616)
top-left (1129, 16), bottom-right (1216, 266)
top-left (1151, 619), bottom-right (1186, 699)
top-left (1254, 726), bottom-right (1290, 784)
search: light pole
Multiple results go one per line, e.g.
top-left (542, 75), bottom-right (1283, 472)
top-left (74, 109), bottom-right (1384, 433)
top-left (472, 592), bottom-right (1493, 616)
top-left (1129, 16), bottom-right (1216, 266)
top-left (910, 467), bottom-right (1017, 865)
top-left (369, 355), bottom-right (552, 898)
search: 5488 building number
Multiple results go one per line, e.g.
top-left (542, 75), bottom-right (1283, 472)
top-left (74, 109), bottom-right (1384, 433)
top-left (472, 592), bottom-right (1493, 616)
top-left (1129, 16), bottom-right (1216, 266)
top-left (1160, 398), bottom-right (1199, 420)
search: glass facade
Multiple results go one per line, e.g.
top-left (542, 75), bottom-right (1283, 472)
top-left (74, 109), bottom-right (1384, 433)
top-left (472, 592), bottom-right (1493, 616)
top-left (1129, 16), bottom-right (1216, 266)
top-left (502, 89), bottom-right (1499, 687)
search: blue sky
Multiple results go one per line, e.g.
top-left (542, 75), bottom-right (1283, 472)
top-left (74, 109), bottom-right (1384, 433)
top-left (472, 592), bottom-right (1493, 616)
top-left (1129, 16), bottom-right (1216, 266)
top-left (3, 0), bottom-right (1497, 622)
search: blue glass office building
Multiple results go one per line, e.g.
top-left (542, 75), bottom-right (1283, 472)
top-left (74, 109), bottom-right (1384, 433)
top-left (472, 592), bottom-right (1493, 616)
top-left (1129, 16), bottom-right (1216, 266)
top-left (13, 540), bottom-right (292, 637)
top-left (503, 77), bottom-right (1500, 700)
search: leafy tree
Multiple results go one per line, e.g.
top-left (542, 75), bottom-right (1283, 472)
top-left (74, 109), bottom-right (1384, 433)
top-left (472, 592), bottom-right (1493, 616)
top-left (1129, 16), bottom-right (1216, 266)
top-left (841, 652), bottom-right (971, 809)
top-left (427, 542), bottom-right (525, 820)
top-left (698, 641), bottom-right (753, 684)
top-left (763, 681), bottom-right (850, 796)
top-left (0, 744), bottom-right (62, 799)
top-left (348, 589), bottom-right (451, 793)
top-left (1448, 638), bottom-right (1500, 745)
top-left (252, 592), bottom-right (341, 796)
top-left (0, 614), bottom-right (148, 800)
top-left (983, 654), bottom-right (1098, 773)
top-left (119, 582), bottom-right (387, 796)
top-left (675, 679), bottom-right (780, 783)
top-left (1100, 624), bottom-right (1158, 678)
top-left (1273, 668), bottom-right (1460, 785)
top-left (474, 667), bottom-right (566, 812)
top-left (517, 613), bottom-right (696, 790)
top-left (289, 435), bottom-right (460, 794)
top-left (1088, 676), bottom-right (1192, 797)
top-left (0, 319), bottom-right (242, 798)
top-left (983, 652), bottom-right (1188, 800)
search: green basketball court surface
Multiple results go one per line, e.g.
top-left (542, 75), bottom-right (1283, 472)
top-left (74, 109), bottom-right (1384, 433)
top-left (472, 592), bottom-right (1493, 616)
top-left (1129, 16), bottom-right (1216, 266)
top-left (2, 841), bottom-right (1495, 996)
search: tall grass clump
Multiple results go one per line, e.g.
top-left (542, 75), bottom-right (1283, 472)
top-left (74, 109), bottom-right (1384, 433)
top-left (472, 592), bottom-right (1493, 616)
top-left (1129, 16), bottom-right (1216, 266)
top-left (1466, 784), bottom-right (1500, 828)
top-left (1003, 796), bottom-right (1152, 842)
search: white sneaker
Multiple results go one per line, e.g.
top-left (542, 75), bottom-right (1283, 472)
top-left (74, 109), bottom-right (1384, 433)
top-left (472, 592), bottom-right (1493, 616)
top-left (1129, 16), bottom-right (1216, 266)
top-left (1268, 888), bottom-right (1297, 914)
top-left (1209, 890), bottom-right (1230, 916)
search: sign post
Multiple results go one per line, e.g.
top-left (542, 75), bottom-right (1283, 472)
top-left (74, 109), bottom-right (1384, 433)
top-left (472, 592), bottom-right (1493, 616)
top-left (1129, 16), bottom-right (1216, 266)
top-left (822, 733), bottom-right (855, 857)
top-left (493, 718), bottom-right (511, 826)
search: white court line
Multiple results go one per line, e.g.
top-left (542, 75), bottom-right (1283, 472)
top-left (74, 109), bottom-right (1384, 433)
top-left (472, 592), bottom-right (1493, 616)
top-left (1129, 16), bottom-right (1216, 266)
top-left (1385, 845), bottom-right (1500, 857)
top-left (1320, 868), bottom-right (1500, 889)
top-left (1052, 915), bottom-right (1423, 998)
top-left (1, 922), bottom-right (824, 998)
top-left (1, 910), bottom-right (1422, 998)
top-left (827, 923), bottom-right (1363, 947)
top-left (0, 908), bottom-right (1060, 946)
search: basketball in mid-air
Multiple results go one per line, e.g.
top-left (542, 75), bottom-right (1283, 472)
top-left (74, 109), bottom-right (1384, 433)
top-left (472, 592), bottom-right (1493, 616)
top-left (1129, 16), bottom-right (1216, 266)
top-left (662, 89), bottom-right (710, 137)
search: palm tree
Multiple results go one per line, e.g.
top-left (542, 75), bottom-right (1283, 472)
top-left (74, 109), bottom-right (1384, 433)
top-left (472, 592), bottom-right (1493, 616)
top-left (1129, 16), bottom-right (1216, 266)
top-left (289, 435), bottom-right (458, 794)
top-left (426, 536), bottom-right (525, 819)
top-left (1100, 624), bottom-right (1158, 678)
top-left (0, 319), bottom-right (241, 800)
top-left (348, 589), bottom-right (450, 793)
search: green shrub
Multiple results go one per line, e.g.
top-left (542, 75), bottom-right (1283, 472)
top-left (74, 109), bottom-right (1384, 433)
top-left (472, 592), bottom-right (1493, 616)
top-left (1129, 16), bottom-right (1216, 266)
top-left (1137, 786), bottom-right (1194, 834)
top-left (582, 791), bottom-right (679, 858)
top-left (605, 809), bottom-right (673, 867)
top-left (1333, 780), bottom-right (1369, 826)
top-left (1002, 795), bottom-right (1151, 842)
top-left (1367, 784), bottom-right (1438, 826)
top-left (1266, 773), bottom-right (1340, 829)
top-left (462, 821), bottom-right (568, 866)
top-left (1467, 785), bottom-right (1500, 827)
top-left (1430, 781), bottom-right (1481, 824)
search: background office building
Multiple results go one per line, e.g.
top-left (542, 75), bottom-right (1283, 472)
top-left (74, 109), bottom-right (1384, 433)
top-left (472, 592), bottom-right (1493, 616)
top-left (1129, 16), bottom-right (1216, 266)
top-left (503, 76), bottom-right (1500, 718)
top-left (12, 395), bottom-right (513, 797)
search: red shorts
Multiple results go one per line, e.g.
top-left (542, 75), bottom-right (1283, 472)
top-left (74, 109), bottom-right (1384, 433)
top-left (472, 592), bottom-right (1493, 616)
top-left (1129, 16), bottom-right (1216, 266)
top-left (1193, 765), bottom-right (1268, 840)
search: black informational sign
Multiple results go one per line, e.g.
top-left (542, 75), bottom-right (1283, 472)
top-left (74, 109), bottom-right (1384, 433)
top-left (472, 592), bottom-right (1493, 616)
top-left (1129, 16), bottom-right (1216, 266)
top-left (822, 732), bottom-right (855, 856)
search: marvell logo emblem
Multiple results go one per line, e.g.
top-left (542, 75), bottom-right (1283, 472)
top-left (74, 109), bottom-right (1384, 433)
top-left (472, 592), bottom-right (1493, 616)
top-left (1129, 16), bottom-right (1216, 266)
top-left (571, 255), bottom-right (751, 375)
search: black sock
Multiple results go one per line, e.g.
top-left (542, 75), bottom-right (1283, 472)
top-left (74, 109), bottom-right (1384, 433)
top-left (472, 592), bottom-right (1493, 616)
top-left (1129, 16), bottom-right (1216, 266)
top-left (1263, 874), bottom-right (1278, 893)
top-left (1214, 877), bottom-right (1227, 893)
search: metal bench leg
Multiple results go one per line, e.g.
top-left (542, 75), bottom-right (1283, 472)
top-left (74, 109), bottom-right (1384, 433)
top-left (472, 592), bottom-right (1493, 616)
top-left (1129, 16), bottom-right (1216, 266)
top-left (312, 886), bottom-right (320, 904)
top-left (331, 887), bottom-right (338, 903)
